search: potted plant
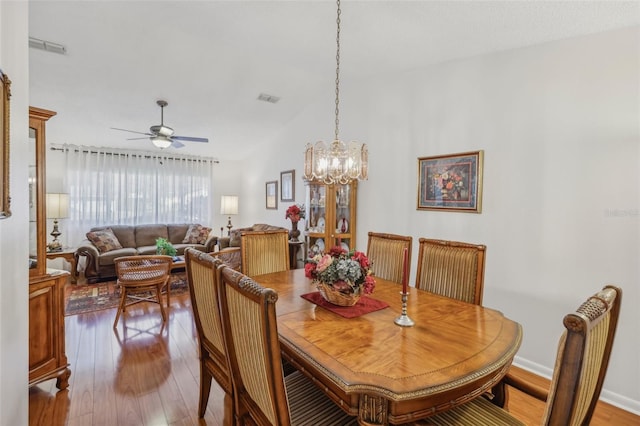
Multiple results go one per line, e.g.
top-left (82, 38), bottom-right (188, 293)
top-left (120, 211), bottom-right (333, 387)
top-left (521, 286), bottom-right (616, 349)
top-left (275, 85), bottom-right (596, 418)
top-left (156, 237), bottom-right (177, 257)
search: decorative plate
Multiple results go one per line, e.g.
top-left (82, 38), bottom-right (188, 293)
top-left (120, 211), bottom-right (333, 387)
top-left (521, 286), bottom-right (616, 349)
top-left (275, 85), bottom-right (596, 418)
top-left (337, 217), bottom-right (349, 233)
top-left (317, 216), bottom-right (326, 231)
top-left (316, 238), bottom-right (325, 252)
top-left (340, 242), bottom-right (349, 252)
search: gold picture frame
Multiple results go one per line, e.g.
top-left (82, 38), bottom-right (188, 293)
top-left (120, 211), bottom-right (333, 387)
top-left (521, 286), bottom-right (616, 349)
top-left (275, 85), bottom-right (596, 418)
top-left (417, 150), bottom-right (484, 213)
top-left (265, 180), bottom-right (278, 210)
top-left (0, 70), bottom-right (11, 219)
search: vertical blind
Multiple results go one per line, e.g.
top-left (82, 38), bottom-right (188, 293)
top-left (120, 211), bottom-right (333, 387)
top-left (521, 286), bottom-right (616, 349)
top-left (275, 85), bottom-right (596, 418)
top-left (59, 144), bottom-right (215, 245)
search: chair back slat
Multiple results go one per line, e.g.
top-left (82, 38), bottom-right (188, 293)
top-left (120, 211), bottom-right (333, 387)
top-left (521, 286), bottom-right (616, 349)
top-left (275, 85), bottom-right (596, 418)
top-left (416, 238), bottom-right (486, 305)
top-left (218, 266), bottom-right (290, 425)
top-left (543, 286), bottom-right (621, 426)
top-left (240, 229), bottom-right (290, 277)
top-left (366, 232), bottom-right (412, 285)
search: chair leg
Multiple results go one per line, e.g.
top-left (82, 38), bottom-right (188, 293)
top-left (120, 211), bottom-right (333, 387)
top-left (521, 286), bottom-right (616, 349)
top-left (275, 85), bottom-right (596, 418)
top-left (156, 284), bottom-right (167, 322)
top-left (113, 287), bottom-right (128, 328)
top-left (198, 364), bottom-right (213, 418)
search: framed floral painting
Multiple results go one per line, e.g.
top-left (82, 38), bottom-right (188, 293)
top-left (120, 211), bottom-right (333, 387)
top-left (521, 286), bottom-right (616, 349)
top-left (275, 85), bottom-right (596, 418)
top-left (417, 150), bottom-right (483, 213)
top-left (280, 169), bottom-right (294, 202)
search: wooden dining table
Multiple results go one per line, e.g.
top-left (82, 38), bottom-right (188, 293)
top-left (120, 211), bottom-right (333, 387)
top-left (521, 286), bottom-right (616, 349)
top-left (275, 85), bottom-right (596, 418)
top-left (254, 269), bottom-right (523, 425)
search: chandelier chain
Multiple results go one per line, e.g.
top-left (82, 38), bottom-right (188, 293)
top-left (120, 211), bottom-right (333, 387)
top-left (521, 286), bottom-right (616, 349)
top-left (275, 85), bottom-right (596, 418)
top-left (334, 0), bottom-right (341, 141)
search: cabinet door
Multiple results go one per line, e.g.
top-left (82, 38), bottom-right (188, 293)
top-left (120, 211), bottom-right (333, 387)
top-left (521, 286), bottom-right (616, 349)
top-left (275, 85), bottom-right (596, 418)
top-left (29, 279), bottom-right (58, 380)
top-left (29, 274), bottom-right (70, 389)
top-left (305, 181), bottom-right (357, 256)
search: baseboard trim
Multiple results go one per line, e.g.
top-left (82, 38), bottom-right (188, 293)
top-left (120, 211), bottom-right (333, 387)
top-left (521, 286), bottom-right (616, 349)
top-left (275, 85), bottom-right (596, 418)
top-left (513, 356), bottom-right (640, 416)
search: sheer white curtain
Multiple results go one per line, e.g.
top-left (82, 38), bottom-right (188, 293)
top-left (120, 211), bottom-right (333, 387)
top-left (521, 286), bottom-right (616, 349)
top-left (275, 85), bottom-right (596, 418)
top-left (60, 144), bottom-right (214, 246)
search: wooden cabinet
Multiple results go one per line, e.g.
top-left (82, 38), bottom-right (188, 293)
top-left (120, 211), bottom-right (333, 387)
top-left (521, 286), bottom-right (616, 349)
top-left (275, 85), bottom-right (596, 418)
top-left (29, 272), bottom-right (70, 389)
top-left (305, 181), bottom-right (357, 257)
top-left (28, 106), bottom-right (71, 389)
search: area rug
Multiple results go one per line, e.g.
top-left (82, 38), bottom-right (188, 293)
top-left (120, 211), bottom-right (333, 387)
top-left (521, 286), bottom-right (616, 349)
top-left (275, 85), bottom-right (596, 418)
top-left (64, 272), bottom-right (188, 316)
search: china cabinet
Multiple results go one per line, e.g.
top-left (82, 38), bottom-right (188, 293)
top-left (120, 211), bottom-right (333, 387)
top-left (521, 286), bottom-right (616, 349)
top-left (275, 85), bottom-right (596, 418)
top-left (28, 106), bottom-right (70, 390)
top-left (304, 180), bottom-right (357, 257)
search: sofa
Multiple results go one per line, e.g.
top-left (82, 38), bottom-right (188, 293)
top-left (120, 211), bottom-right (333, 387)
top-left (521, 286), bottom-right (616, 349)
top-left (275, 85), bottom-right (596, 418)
top-left (218, 223), bottom-right (288, 250)
top-left (77, 223), bottom-right (218, 283)
top-left (217, 223), bottom-right (289, 271)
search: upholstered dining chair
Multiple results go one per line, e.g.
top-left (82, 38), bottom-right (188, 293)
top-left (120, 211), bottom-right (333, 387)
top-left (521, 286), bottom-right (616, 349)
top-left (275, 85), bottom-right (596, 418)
top-left (415, 238), bottom-right (486, 305)
top-left (113, 255), bottom-right (173, 328)
top-left (366, 232), bottom-right (413, 284)
top-left (217, 266), bottom-right (358, 426)
top-left (240, 229), bottom-right (290, 277)
top-left (184, 248), bottom-right (233, 424)
top-left (410, 285), bottom-right (622, 426)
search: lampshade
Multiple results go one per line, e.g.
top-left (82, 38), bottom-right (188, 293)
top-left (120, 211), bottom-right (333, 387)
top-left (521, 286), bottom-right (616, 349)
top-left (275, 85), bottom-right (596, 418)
top-left (151, 135), bottom-right (173, 149)
top-left (46, 193), bottom-right (69, 219)
top-left (220, 195), bottom-right (239, 215)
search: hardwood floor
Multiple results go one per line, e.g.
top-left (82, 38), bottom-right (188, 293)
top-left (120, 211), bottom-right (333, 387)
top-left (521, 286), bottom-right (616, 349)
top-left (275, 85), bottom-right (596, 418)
top-left (30, 283), bottom-right (639, 426)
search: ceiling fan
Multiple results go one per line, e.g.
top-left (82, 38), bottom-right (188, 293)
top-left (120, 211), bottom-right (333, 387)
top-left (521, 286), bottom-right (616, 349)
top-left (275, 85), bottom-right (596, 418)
top-left (111, 100), bottom-right (209, 149)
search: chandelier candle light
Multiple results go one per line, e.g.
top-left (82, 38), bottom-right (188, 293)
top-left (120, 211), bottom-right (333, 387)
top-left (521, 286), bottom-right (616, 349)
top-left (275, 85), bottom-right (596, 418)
top-left (395, 247), bottom-right (415, 327)
top-left (303, 0), bottom-right (368, 185)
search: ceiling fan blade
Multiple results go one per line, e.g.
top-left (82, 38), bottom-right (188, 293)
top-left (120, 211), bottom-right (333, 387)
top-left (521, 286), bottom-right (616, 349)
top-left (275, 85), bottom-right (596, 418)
top-left (126, 137), bottom-right (152, 141)
top-left (111, 127), bottom-right (153, 136)
top-left (172, 140), bottom-right (185, 149)
top-left (172, 135), bottom-right (209, 143)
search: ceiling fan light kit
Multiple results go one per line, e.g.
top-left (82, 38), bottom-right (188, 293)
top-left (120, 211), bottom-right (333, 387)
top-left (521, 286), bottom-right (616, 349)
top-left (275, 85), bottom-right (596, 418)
top-left (111, 99), bottom-right (209, 149)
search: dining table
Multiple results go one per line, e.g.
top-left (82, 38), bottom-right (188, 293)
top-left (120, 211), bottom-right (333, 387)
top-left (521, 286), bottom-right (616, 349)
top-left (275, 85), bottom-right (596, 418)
top-left (254, 269), bottom-right (523, 425)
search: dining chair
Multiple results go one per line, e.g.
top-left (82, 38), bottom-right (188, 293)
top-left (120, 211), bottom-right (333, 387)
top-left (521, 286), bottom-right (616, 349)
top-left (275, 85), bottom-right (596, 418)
top-left (366, 232), bottom-right (413, 284)
top-left (184, 248), bottom-right (233, 423)
top-left (217, 265), bottom-right (358, 426)
top-left (415, 238), bottom-right (486, 305)
top-left (412, 285), bottom-right (622, 426)
top-left (113, 255), bottom-right (173, 328)
top-left (210, 246), bottom-right (242, 271)
top-left (240, 229), bottom-right (290, 277)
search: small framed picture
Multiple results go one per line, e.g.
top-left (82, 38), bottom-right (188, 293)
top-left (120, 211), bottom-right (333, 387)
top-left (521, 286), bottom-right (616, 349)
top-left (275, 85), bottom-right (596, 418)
top-left (280, 169), bottom-right (295, 202)
top-left (266, 180), bottom-right (278, 210)
top-left (417, 150), bottom-right (484, 213)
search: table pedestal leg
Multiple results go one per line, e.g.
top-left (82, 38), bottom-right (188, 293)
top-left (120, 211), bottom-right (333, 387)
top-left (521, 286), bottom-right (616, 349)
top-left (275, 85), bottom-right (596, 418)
top-left (359, 394), bottom-right (388, 425)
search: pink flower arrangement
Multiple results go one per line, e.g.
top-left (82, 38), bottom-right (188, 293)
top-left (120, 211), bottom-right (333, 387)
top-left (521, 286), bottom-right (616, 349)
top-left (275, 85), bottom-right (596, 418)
top-left (305, 246), bottom-right (375, 295)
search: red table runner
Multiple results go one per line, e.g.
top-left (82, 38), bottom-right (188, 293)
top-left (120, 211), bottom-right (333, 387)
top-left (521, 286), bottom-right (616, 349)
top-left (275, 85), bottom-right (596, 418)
top-left (301, 292), bottom-right (389, 318)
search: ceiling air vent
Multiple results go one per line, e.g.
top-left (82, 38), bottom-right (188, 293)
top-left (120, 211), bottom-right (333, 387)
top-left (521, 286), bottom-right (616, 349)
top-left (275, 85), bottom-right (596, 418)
top-left (29, 37), bottom-right (67, 55)
top-left (257, 93), bottom-right (280, 104)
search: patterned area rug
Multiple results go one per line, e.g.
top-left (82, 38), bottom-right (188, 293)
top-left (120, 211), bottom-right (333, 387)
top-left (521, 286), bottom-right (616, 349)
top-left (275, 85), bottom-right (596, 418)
top-left (64, 272), bottom-right (188, 316)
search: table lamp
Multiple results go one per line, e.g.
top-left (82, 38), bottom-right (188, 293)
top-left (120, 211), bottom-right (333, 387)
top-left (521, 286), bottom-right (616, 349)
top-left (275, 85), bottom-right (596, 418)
top-left (220, 195), bottom-right (239, 236)
top-left (46, 193), bottom-right (69, 252)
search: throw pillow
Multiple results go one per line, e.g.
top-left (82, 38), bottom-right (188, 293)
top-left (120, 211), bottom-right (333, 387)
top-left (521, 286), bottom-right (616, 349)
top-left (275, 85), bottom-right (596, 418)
top-left (86, 228), bottom-right (123, 253)
top-left (182, 224), bottom-right (212, 245)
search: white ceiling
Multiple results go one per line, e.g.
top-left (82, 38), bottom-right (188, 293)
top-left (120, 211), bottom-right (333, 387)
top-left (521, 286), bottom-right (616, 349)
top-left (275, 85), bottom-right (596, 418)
top-left (29, 1), bottom-right (640, 161)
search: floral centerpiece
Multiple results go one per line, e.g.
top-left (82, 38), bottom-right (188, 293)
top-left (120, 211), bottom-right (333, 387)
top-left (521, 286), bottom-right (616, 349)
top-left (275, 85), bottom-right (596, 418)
top-left (305, 246), bottom-right (375, 306)
top-left (285, 204), bottom-right (306, 241)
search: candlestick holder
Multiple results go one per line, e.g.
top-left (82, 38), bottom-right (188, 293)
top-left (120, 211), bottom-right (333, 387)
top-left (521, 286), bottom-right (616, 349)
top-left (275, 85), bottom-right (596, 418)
top-left (394, 292), bottom-right (415, 327)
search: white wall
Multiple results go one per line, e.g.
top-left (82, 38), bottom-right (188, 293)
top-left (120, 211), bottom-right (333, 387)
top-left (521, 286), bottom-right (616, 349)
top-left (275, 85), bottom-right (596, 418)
top-left (242, 27), bottom-right (640, 412)
top-left (0, 2), bottom-right (30, 425)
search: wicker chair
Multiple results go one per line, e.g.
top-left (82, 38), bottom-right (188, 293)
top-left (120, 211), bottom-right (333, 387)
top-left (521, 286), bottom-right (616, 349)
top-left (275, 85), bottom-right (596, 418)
top-left (415, 238), bottom-right (486, 305)
top-left (240, 229), bottom-right (290, 277)
top-left (217, 266), bottom-right (358, 426)
top-left (184, 248), bottom-right (233, 423)
top-left (413, 285), bottom-right (622, 426)
top-left (112, 255), bottom-right (173, 328)
top-left (366, 232), bottom-right (413, 284)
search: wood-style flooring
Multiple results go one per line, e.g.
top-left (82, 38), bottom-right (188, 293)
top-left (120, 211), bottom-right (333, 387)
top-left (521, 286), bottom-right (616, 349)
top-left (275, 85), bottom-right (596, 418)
top-left (30, 280), bottom-right (639, 426)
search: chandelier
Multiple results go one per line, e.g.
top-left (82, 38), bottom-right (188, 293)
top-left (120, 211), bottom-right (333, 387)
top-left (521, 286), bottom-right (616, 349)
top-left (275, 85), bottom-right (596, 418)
top-left (303, 0), bottom-right (368, 185)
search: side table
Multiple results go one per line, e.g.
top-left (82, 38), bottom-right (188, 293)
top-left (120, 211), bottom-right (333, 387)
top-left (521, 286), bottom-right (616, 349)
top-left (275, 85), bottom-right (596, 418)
top-left (46, 248), bottom-right (78, 283)
top-left (288, 241), bottom-right (305, 269)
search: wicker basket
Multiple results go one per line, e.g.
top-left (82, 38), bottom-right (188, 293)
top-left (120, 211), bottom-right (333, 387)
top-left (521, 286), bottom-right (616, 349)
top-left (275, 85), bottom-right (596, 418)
top-left (316, 282), bottom-right (361, 307)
